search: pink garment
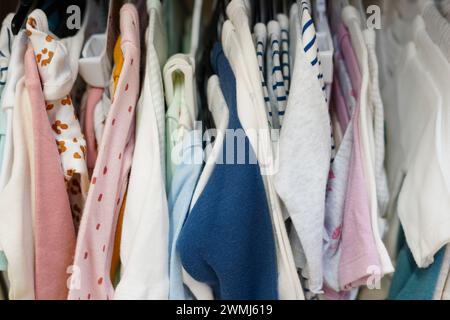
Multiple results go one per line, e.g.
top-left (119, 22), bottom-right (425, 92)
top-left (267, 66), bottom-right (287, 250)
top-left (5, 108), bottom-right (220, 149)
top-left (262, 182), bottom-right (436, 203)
top-left (68, 4), bottom-right (139, 300)
top-left (338, 24), bottom-right (381, 291)
top-left (323, 284), bottom-right (352, 300)
top-left (338, 24), bottom-right (361, 94)
top-left (83, 88), bottom-right (103, 177)
top-left (24, 45), bottom-right (76, 300)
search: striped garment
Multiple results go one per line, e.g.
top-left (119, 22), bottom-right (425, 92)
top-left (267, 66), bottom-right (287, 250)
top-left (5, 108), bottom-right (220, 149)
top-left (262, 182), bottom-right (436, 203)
top-left (267, 21), bottom-right (287, 129)
top-left (278, 14), bottom-right (291, 95)
top-left (253, 23), bottom-right (275, 130)
top-left (299, 0), bottom-right (326, 98)
top-left (298, 0), bottom-right (336, 162)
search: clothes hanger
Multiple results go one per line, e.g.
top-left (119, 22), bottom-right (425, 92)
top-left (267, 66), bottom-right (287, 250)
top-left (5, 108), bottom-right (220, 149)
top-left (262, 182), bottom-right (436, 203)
top-left (195, 0), bottom-right (228, 132)
top-left (267, 0), bottom-right (275, 21)
top-left (251, 0), bottom-right (260, 25)
top-left (342, 5), bottom-right (367, 78)
top-left (190, 0), bottom-right (204, 56)
top-left (259, 0), bottom-right (267, 24)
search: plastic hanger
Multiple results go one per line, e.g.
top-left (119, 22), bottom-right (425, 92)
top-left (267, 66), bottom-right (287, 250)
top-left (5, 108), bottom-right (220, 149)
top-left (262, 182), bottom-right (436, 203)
top-left (349, 0), bottom-right (366, 23)
top-left (190, 0), bottom-right (204, 56)
top-left (267, 0), bottom-right (274, 21)
top-left (259, 0), bottom-right (267, 24)
top-left (313, 0), bottom-right (334, 101)
top-left (195, 0), bottom-right (228, 131)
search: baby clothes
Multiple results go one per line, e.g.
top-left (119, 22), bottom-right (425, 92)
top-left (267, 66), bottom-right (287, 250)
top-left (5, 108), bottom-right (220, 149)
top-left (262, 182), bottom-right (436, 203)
top-left (115, 0), bottom-right (170, 300)
top-left (25, 45), bottom-right (75, 300)
top-left (26, 10), bottom-right (89, 229)
top-left (0, 14), bottom-right (14, 272)
top-left (177, 43), bottom-right (278, 300)
top-left (274, 3), bottom-right (331, 295)
top-left (68, 4), bottom-right (140, 300)
top-left (0, 77), bottom-right (35, 299)
top-left (168, 128), bottom-right (203, 299)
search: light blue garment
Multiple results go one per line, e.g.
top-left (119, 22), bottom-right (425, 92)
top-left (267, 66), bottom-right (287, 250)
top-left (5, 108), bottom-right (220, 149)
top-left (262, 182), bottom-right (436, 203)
top-left (168, 128), bottom-right (203, 300)
top-left (0, 253), bottom-right (6, 271)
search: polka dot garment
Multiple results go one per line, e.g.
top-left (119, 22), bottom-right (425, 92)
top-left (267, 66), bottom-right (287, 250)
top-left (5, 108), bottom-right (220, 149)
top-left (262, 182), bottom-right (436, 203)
top-left (68, 4), bottom-right (140, 300)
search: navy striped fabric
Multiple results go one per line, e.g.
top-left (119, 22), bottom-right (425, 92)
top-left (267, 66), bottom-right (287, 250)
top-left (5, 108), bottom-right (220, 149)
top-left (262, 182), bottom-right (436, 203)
top-left (267, 22), bottom-right (288, 128)
top-left (254, 24), bottom-right (275, 130)
top-left (298, 1), bottom-right (336, 162)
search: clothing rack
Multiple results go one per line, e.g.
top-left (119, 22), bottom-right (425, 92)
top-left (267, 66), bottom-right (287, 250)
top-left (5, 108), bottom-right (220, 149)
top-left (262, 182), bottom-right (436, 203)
top-left (0, 0), bottom-right (449, 301)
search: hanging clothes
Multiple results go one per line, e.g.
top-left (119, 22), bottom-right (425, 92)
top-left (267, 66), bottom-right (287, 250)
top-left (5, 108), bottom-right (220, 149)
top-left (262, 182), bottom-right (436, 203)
top-left (26, 9), bottom-right (89, 229)
top-left (0, 76), bottom-right (35, 300)
top-left (0, 13), bottom-right (13, 274)
top-left (177, 43), bottom-right (278, 300)
top-left (24, 44), bottom-right (75, 300)
top-left (225, 0), bottom-right (304, 300)
top-left (115, 0), bottom-right (169, 300)
top-left (68, 3), bottom-right (140, 300)
top-left (274, 2), bottom-right (331, 295)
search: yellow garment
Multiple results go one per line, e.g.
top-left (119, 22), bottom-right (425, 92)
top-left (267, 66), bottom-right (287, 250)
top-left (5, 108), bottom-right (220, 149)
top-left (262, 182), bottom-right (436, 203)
top-left (111, 191), bottom-right (127, 282)
top-left (110, 36), bottom-right (124, 96)
top-left (110, 37), bottom-right (126, 282)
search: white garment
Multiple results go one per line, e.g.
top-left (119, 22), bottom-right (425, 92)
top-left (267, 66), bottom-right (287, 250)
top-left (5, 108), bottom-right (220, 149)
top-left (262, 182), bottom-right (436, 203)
top-left (423, 0), bottom-right (450, 63)
top-left (364, 30), bottom-right (389, 221)
top-left (0, 32), bottom-right (28, 270)
top-left (0, 78), bottom-right (35, 299)
top-left (0, 14), bottom-right (14, 266)
top-left (383, 14), bottom-right (450, 268)
top-left (399, 17), bottom-right (450, 267)
top-left (253, 23), bottom-right (275, 129)
top-left (0, 31), bottom-right (27, 191)
top-left (267, 20), bottom-right (287, 128)
top-left (224, 0), bottom-right (304, 300)
top-left (275, 3), bottom-right (331, 295)
top-left (342, 6), bottom-right (394, 275)
top-left (190, 0), bottom-right (203, 56)
top-left (114, 0), bottom-right (169, 300)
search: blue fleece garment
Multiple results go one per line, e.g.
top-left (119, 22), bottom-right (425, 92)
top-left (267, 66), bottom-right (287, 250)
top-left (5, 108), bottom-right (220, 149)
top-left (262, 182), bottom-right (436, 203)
top-left (388, 230), bottom-right (445, 300)
top-left (176, 43), bottom-right (278, 300)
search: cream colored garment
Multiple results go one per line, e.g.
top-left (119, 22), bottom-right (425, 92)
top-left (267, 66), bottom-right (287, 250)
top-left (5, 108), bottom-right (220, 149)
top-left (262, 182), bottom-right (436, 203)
top-left (0, 78), bottom-right (35, 299)
top-left (342, 6), bottom-right (394, 276)
top-left (383, 15), bottom-right (450, 268)
top-left (115, 0), bottom-right (169, 300)
top-left (423, 0), bottom-right (450, 63)
top-left (224, 0), bottom-right (304, 300)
